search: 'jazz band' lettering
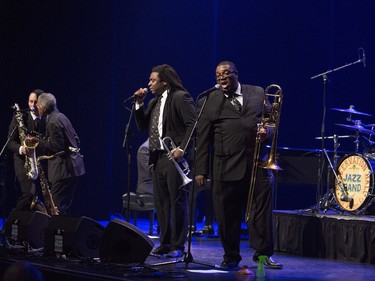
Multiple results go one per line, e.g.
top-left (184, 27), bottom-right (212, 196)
top-left (343, 174), bottom-right (362, 192)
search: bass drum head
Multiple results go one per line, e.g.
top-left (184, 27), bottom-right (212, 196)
top-left (334, 154), bottom-right (375, 212)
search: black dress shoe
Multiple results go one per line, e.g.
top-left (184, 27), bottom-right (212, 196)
top-left (253, 256), bottom-right (283, 269)
top-left (220, 260), bottom-right (240, 270)
top-left (166, 250), bottom-right (184, 258)
top-left (152, 245), bottom-right (170, 255)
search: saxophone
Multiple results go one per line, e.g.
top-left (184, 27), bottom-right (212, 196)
top-left (35, 154), bottom-right (60, 216)
top-left (13, 103), bottom-right (39, 180)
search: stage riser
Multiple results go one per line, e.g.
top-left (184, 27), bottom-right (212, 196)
top-left (274, 211), bottom-right (375, 264)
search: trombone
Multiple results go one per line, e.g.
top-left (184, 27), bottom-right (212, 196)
top-left (245, 84), bottom-right (283, 222)
top-left (161, 136), bottom-right (193, 188)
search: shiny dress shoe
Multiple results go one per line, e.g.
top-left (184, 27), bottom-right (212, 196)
top-left (152, 245), bottom-right (170, 255)
top-left (253, 256), bottom-right (283, 269)
top-left (220, 260), bottom-right (240, 270)
top-left (166, 249), bottom-right (184, 258)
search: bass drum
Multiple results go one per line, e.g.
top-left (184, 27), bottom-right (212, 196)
top-left (334, 154), bottom-right (375, 213)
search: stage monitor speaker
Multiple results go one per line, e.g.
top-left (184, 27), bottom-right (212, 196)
top-left (4, 209), bottom-right (50, 248)
top-left (99, 219), bottom-right (155, 264)
top-left (43, 216), bottom-right (104, 258)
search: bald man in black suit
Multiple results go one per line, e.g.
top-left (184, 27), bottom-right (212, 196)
top-left (195, 61), bottom-right (282, 270)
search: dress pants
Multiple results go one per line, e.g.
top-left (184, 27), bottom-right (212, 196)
top-left (152, 151), bottom-right (188, 250)
top-left (51, 176), bottom-right (79, 216)
top-left (212, 164), bottom-right (274, 263)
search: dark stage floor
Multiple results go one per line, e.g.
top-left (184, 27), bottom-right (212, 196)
top-left (1, 213), bottom-right (375, 281)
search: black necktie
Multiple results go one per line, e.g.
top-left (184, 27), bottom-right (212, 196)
top-left (149, 97), bottom-right (161, 152)
top-left (228, 93), bottom-right (242, 112)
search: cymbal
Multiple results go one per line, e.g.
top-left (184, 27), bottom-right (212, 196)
top-left (364, 124), bottom-right (375, 127)
top-left (330, 106), bottom-right (372, 116)
top-left (335, 123), bottom-right (375, 135)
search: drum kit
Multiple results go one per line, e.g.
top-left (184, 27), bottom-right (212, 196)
top-left (316, 105), bottom-right (375, 215)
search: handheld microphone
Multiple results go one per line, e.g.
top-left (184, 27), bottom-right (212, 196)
top-left (200, 84), bottom-right (221, 96)
top-left (359, 47), bottom-right (366, 67)
top-left (362, 49), bottom-right (366, 67)
top-left (124, 88), bottom-right (148, 103)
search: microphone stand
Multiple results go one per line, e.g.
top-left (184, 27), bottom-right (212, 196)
top-left (122, 100), bottom-right (135, 222)
top-left (322, 149), bottom-right (350, 206)
top-left (151, 92), bottom-right (221, 269)
top-left (0, 125), bottom-right (17, 234)
top-left (309, 50), bottom-right (364, 212)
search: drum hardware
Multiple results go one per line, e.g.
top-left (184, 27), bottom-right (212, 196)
top-left (330, 105), bottom-right (372, 116)
top-left (304, 148), bottom-right (344, 214)
top-left (361, 136), bottom-right (375, 153)
top-left (335, 122), bottom-right (375, 136)
top-left (322, 149), bottom-right (353, 203)
top-left (315, 135), bottom-right (356, 166)
top-left (310, 50), bottom-right (368, 214)
top-left (335, 121), bottom-right (375, 153)
top-left (334, 154), bottom-right (375, 215)
top-left (330, 105), bottom-right (372, 122)
top-left (305, 135), bottom-right (349, 213)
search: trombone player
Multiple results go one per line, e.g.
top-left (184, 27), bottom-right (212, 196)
top-left (194, 61), bottom-right (282, 270)
top-left (134, 64), bottom-right (196, 258)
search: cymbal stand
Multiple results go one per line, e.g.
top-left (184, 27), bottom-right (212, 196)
top-left (320, 137), bottom-right (340, 212)
top-left (305, 135), bottom-right (343, 213)
top-left (309, 148), bottom-right (344, 213)
top-left (354, 130), bottom-right (360, 153)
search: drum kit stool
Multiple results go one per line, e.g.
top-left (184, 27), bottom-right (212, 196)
top-left (310, 105), bottom-right (375, 215)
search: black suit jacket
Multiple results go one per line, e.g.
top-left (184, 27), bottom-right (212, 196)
top-left (195, 84), bottom-right (272, 182)
top-left (135, 89), bottom-right (197, 163)
top-left (38, 109), bottom-right (85, 182)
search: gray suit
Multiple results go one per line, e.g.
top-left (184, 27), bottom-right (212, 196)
top-left (38, 109), bottom-right (85, 215)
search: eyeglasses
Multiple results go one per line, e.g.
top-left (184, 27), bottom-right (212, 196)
top-left (216, 70), bottom-right (236, 80)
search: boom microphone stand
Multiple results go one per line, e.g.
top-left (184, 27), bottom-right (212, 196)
top-left (309, 48), bottom-right (366, 212)
top-left (151, 86), bottom-right (222, 269)
top-left (0, 125), bottom-right (16, 235)
top-left (122, 98), bottom-right (136, 222)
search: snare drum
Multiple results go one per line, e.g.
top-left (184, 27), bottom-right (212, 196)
top-left (334, 154), bottom-right (375, 212)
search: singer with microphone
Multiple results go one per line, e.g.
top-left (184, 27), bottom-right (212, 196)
top-left (133, 64), bottom-right (196, 258)
top-left (194, 61), bottom-right (282, 270)
top-left (6, 89), bottom-right (46, 211)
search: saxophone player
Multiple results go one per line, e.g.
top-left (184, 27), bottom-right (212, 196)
top-left (7, 89), bottom-right (45, 210)
top-left (36, 93), bottom-right (85, 216)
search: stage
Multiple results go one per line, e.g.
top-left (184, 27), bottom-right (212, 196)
top-left (274, 210), bottom-right (375, 265)
top-left (1, 210), bottom-right (375, 280)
